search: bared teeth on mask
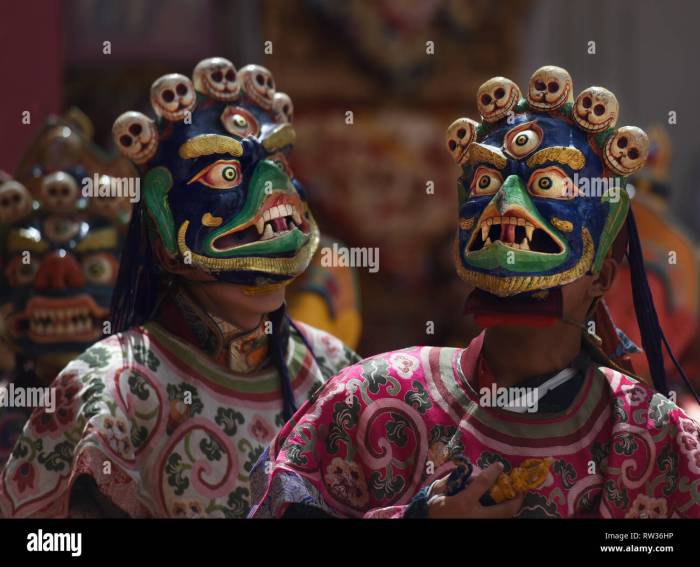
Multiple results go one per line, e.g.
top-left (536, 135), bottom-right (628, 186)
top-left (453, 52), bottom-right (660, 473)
top-left (525, 223), bottom-right (534, 240)
top-left (262, 224), bottom-right (274, 240)
top-left (255, 217), bottom-right (265, 234)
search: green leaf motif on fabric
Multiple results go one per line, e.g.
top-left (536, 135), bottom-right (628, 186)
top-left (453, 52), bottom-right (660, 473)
top-left (552, 459), bottom-right (577, 489)
top-left (613, 398), bottom-right (628, 423)
top-left (385, 413), bottom-right (411, 447)
top-left (360, 358), bottom-right (390, 395)
top-left (577, 489), bottom-right (600, 514)
top-left (127, 371), bottom-right (151, 401)
top-left (166, 453), bottom-right (190, 496)
top-left (215, 407), bottom-right (245, 436)
top-left (81, 378), bottom-right (105, 399)
top-left (200, 434), bottom-right (224, 462)
top-left (274, 412), bottom-right (286, 428)
top-left (657, 442), bottom-right (679, 496)
top-left (604, 479), bottom-right (629, 509)
top-left (613, 433), bottom-right (639, 456)
top-left (369, 469), bottom-right (405, 502)
top-left (131, 424), bottom-right (148, 449)
top-left (327, 397), bottom-right (361, 455)
top-left (78, 346), bottom-right (111, 369)
top-left (224, 486), bottom-right (250, 518)
top-left (132, 344), bottom-right (161, 372)
top-left (285, 443), bottom-right (308, 467)
top-left (12, 436), bottom-right (43, 460)
top-left (404, 381), bottom-right (432, 413)
top-left (244, 445), bottom-right (264, 473)
top-left (38, 441), bottom-right (74, 472)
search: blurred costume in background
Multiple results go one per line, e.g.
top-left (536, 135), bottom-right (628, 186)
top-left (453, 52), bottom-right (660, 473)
top-left (307, 0), bottom-right (494, 85)
top-left (607, 128), bottom-right (700, 405)
top-left (249, 66), bottom-right (700, 518)
top-left (0, 58), bottom-right (358, 518)
top-left (287, 235), bottom-right (362, 350)
top-left (0, 111), bottom-right (132, 468)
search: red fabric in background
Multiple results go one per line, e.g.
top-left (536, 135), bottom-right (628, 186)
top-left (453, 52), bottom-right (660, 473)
top-left (0, 1), bottom-right (62, 172)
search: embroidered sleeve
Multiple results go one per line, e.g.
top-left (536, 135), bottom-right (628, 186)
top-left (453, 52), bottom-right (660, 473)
top-left (249, 349), bottom-right (438, 518)
top-left (292, 321), bottom-right (362, 379)
top-left (668, 409), bottom-right (700, 517)
top-left (0, 338), bottom-right (145, 518)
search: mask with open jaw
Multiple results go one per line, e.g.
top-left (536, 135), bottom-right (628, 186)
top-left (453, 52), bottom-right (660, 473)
top-left (0, 172), bottom-right (122, 374)
top-left (449, 66), bottom-right (649, 325)
top-left (0, 112), bottom-right (132, 378)
top-left (114, 59), bottom-right (319, 291)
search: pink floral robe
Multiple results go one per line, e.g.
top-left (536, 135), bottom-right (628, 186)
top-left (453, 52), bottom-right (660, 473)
top-left (249, 334), bottom-right (700, 518)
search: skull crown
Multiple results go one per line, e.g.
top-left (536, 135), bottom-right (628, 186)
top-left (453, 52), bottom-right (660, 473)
top-left (113, 57), bottom-right (294, 167)
top-left (445, 65), bottom-right (649, 177)
top-left (0, 170), bottom-right (96, 223)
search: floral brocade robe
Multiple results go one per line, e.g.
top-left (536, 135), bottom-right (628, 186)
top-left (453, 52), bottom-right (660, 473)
top-left (0, 321), bottom-right (359, 517)
top-left (249, 335), bottom-right (700, 518)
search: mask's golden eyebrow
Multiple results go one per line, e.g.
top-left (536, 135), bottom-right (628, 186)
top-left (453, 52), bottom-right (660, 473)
top-left (527, 146), bottom-right (586, 170)
top-left (466, 143), bottom-right (507, 169)
top-left (178, 135), bottom-right (244, 160)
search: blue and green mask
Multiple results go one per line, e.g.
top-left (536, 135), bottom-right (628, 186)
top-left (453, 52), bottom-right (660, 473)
top-left (113, 58), bottom-right (319, 290)
top-left (448, 67), bottom-right (650, 299)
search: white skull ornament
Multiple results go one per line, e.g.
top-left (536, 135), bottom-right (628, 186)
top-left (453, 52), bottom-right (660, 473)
top-left (445, 118), bottom-right (479, 165)
top-left (39, 171), bottom-right (79, 213)
top-left (476, 77), bottom-right (521, 123)
top-left (573, 87), bottom-right (619, 133)
top-left (112, 111), bottom-right (159, 164)
top-left (0, 180), bottom-right (32, 224)
top-left (239, 64), bottom-right (276, 110)
top-left (150, 74), bottom-right (197, 122)
top-left (527, 66), bottom-right (573, 111)
top-left (273, 92), bottom-right (294, 124)
top-left (603, 126), bottom-right (650, 176)
top-left (193, 57), bottom-right (241, 102)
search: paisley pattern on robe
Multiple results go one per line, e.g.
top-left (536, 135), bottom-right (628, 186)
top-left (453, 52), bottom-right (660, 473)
top-left (0, 321), bottom-right (359, 518)
top-left (249, 336), bottom-right (700, 518)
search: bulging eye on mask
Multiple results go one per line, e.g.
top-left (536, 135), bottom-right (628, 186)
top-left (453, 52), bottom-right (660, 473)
top-left (447, 67), bottom-right (649, 309)
top-left (112, 58), bottom-right (319, 290)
